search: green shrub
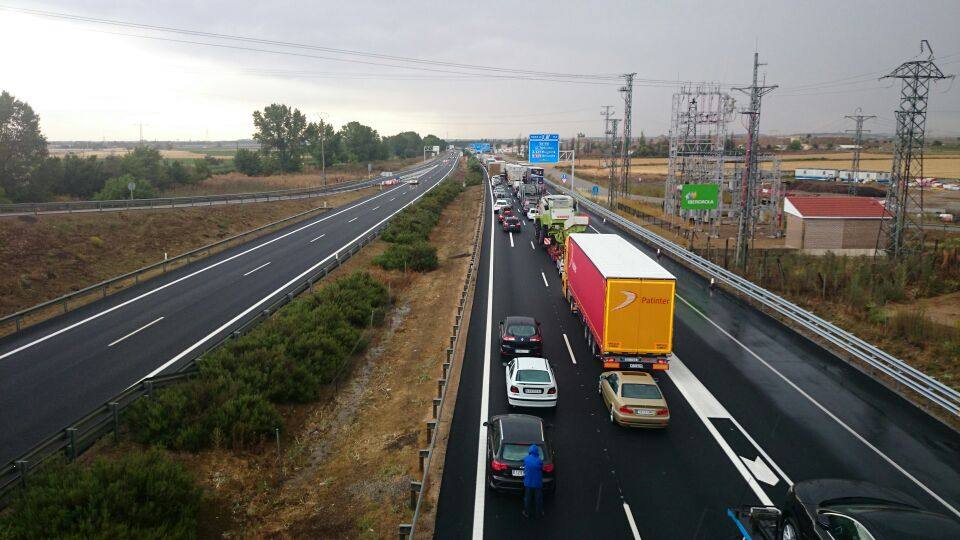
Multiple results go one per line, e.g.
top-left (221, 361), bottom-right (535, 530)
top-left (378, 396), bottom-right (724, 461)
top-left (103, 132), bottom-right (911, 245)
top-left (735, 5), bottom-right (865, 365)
top-left (375, 241), bottom-right (438, 272)
top-left (124, 272), bottom-right (388, 451)
top-left (0, 448), bottom-right (200, 539)
top-left (93, 174), bottom-right (157, 200)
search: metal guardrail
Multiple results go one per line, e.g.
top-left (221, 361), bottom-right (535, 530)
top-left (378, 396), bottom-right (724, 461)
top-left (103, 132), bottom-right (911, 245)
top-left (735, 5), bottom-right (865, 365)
top-left (545, 177), bottom-right (960, 419)
top-left (0, 158), bottom-right (440, 216)
top-left (0, 159), bottom-right (458, 506)
top-left (0, 184), bottom-right (372, 335)
top-left (400, 161), bottom-right (484, 539)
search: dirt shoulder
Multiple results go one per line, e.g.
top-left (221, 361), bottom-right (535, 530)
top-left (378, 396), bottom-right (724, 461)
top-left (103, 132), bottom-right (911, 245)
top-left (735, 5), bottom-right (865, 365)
top-left (161, 177), bottom-right (484, 538)
top-left (0, 187), bottom-right (376, 319)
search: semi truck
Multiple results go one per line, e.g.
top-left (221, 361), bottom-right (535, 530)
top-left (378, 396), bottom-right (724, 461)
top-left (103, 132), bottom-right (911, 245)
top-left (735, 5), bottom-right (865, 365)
top-left (562, 233), bottom-right (676, 371)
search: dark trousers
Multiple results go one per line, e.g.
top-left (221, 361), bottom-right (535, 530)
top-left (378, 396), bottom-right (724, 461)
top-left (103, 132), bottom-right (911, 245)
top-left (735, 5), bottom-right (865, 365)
top-left (524, 486), bottom-right (543, 516)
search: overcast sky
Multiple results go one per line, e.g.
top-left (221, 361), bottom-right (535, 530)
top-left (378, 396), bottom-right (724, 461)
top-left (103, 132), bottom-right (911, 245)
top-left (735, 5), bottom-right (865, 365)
top-left (2, 0), bottom-right (959, 142)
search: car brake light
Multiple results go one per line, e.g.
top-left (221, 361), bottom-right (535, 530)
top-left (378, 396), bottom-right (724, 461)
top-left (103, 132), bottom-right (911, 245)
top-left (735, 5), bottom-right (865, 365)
top-left (503, 335), bottom-right (516, 341)
top-left (656, 408), bottom-right (669, 416)
top-left (547, 387), bottom-right (556, 394)
top-left (529, 335), bottom-right (541, 342)
top-left (619, 405), bottom-right (634, 415)
top-left (510, 386), bottom-right (519, 394)
top-left (491, 460), bottom-right (509, 471)
top-left (542, 463), bottom-right (554, 473)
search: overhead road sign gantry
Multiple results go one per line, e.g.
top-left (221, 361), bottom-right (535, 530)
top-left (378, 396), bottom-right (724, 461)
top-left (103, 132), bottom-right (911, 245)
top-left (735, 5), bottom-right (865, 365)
top-left (529, 134), bottom-right (560, 164)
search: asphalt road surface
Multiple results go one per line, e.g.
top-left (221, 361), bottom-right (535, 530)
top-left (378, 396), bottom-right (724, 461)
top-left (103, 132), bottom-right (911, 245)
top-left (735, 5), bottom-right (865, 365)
top-left (434, 169), bottom-right (960, 539)
top-left (0, 153), bottom-right (459, 465)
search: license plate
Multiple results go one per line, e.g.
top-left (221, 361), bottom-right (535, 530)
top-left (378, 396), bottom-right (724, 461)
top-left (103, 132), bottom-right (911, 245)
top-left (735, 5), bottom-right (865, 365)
top-left (516, 349), bottom-right (529, 354)
top-left (634, 408), bottom-right (655, 416)
top-left (628, 363), bottom-right (643, 369)
top-left (524, 388), bottom-right (543, 394)
top-left (511, 469), bottom-right (525, 477)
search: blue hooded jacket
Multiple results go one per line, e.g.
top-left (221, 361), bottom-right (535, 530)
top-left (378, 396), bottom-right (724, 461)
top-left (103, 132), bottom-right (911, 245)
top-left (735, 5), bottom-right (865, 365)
top-left (523, 444), bottom-right (544, 488)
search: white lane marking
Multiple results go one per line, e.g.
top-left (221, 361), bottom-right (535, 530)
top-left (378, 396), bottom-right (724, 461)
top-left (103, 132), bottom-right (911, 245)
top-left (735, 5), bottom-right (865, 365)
top-left (675, 295), bottom-right (960, 518)
top-left (589, 225), bottom-right (601, 233)
top-left (667, 356), bottom-right (780, 506)
top-left (139, 161), bottom-right (459, 381)
top-left (390, 197), bottom-right (396, 201)
top-left (473, 170), bottom-right (495, 540)
top-left (108, 317), bottom-right (164, 347)
top-left (530, 240), bottom-right (535, 250)
top-left (371, 205), bottom-right (380, 211)
top-left (348, 217), bottom-right (358, 223)
top-left (509, 232), bottom-right (514, 248)
top-left (623, 502), bottom-right (642, 540)
top-left (309, 234), bottom-right (326, 243)
top-left (541, 271), bottom-right (549, 287)
top-left (0, 185), bottom-right (405, 362)
top-left (562, 333), bottom-right (577, 365)
top-left (242, 262), bottom-right (271, 277)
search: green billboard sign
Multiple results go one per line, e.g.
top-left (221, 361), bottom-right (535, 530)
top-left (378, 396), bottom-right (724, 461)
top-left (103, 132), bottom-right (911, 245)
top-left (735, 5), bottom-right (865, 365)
top-left (680, 184), bottom-right (719, 210)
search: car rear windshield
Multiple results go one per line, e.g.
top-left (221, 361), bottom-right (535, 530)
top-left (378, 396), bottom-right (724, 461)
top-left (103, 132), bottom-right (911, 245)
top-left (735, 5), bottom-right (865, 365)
top-left (506, 218), bottom-right (520, 224)
top-left (502, 443), bottom-right (544, 461)
top-left (621, 383), bottom-right (662, 400)
top-left (508, 324), bottom-right (537, 337)
top-left (516, 369), bottom-right (550, 383)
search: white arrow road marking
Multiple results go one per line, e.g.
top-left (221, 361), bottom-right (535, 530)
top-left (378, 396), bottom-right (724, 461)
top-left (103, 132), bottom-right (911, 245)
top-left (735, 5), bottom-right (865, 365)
top-left (108, 317), bottom-right (164, 347)
top-left (740, 455), bottom-right (779, 486)
top-left (667, 355), bottom-right (789, 506)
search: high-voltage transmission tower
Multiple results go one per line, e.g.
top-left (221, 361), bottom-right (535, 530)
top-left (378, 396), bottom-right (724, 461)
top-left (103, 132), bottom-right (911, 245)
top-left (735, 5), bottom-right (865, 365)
top-left (733, 52), bottom-right (777, 269)
top-left (615, 73), bottom-right (636, 207)
top-left (845, 108), bottom-right (876, 182)
top-left (600, 105), bottom-right (615, 172)
top-left (877, 40), bottom-right (953, 258)
top-left (606, 118), bottom-right (621, 208)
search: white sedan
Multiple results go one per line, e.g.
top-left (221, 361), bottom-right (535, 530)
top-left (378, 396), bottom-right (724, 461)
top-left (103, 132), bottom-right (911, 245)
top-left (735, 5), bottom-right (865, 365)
top-left (505, 357), bottom-right (557, 408)
top-left (493, 199), bottom-right (511, 213)
top-left (526, 208), bottom-right (541, 221)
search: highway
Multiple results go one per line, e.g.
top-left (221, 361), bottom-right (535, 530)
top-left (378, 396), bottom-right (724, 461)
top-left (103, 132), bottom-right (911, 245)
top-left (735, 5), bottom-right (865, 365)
top-left (434, 167), bottom-right (960, 538)
top-left (0, 153), bottom-right (459, 465)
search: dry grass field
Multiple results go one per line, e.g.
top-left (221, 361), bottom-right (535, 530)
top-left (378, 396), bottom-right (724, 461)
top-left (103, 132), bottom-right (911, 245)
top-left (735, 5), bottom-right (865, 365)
top-left (48, 148), bottom-right (213, 159)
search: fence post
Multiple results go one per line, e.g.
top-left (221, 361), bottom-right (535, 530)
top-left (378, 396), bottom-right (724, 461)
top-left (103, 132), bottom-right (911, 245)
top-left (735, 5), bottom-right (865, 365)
top-left (110, 401), bottom-right (120, 442)
top-left (425, 420), bottom-right (437, 443)
top-left (409, 481), bottom-right (422, 510)
top-left (15, 460), bottom-right (28, 488)
top-left (432, 398), bottom-right (441, 418)
top-left (419, 449), bottom-right (429, 472)
top-left (399, 524), bottom-right (412, 539)
top-left (66, 427), bottom-right (78, 461)
top-left (724, 238), bottom-right (730, 269)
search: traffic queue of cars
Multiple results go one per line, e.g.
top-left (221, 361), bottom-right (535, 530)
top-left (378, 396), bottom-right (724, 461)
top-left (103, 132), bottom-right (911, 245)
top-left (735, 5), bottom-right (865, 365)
top-left (483, 161), bottom-right (960, 536)
top-left (485, 171), bottom-right (671, 495)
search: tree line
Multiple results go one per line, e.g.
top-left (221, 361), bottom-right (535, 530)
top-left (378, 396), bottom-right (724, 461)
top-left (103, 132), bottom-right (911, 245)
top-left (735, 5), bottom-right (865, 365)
top-left (0, 91), bottom-right (447, 202)
top-left (233, 103), bottom-right (446, 176)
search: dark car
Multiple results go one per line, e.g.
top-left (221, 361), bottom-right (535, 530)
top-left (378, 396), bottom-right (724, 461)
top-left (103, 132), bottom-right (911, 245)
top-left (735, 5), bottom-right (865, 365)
top-left (502, 216), bottom-right (522, 232)
top-left (499, 316), bottom-right (542, 357)
top-left (735, 479), bottom-right (960, 540)
top-left (484, 414), bottom-right (555, 492)
top-left (498, 207), bottom-right (514, 223)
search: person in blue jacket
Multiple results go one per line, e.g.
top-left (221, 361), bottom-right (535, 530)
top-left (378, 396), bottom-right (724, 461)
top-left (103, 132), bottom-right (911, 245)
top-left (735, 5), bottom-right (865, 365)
top-left (522, 444), bottom-right (544, 518)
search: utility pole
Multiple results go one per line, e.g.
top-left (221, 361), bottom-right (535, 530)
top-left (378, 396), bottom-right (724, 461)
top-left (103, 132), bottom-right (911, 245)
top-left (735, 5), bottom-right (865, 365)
top-left (606, 118), bottom-right (620, 208)
top-left (877, 40), bottom-right (953, 258)
top-left (845, 108), bottom-right (875, 186)
top-left (600, 106), bottom-right (614, 170)
top-left (733, 53), bottom-right (777, 269)
top-left (619, 73), bottom-right (636, 204)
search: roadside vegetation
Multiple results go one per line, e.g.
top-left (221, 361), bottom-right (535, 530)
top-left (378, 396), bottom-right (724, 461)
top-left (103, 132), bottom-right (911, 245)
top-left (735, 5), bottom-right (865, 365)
top-left (0, 91), bottom-right (447, 203)
top-left (376, 182), bottom-right (465, 271)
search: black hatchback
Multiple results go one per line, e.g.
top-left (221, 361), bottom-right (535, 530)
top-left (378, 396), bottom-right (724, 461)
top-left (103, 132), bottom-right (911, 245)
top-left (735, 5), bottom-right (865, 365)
top-left (499, 316), bottom-right (542, 358)
top-left (484, 414), bottom-right (555, 492)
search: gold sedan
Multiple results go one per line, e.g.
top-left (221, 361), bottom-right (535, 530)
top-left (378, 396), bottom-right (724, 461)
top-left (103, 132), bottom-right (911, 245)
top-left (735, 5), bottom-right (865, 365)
top-left (599, 371), bottom-right (670, 428)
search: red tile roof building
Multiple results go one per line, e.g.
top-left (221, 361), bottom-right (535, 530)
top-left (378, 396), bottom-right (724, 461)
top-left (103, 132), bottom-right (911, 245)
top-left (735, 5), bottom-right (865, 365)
top-left (783, 196), bottom-right (890, 252)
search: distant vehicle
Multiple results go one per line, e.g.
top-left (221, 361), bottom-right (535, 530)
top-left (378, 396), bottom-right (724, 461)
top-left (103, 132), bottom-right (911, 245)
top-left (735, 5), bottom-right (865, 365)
top-left (733, 479), bottom-right (960, 540)
top-left (527, 208), bottom-right (541, 221)
top-left (493, 199), bottom-right (510, 213)
top-left (406, 178), bottom-right (420, 185)
top-left (502, 216), bottom-right (522, 232)
top-left (498, 207), bottom-right (515, 223)
top-left (499, 316), bottom-right (542, 358)
top-left (598, 371), bottom-right (668, 427)
top-left (483, 414), bottom-right (555, 492)
top-left (505, 357), bottom-right (557, 408)
top-left (564, 233), bottom-right (676, 371)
